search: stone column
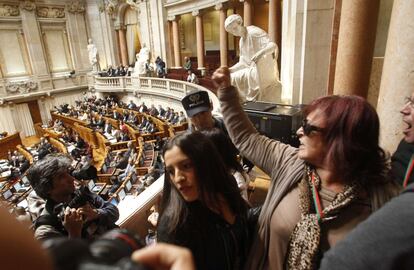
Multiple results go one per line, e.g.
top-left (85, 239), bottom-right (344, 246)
top-left (333, 0), bottom-right (380, 97)
top-left (193, 10), bottom-right (205, 74)
top-left (216, 4), bottom-right (228, 66)
top-left (327, 0), bottom-right (342, 95)
top-left (66, 2), bottom-right (89, 71)
top-left (268, 0), bottom-right (282, 70)
top-left (20, 1), bottom-right (49, 77)
top-left (114, 27), bottom-right (122, 66)
top-left (170, 16), bottom-right (182, 68)
top-left (242, 0), bottom-right (253, 26)
top-left (377, 0), bottom-right (414, 153)
top-left (118, 26), bottom-right (129, 67)
top-left (268, 0), bottom-right (281, 47)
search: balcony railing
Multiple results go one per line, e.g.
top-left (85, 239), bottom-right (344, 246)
top-left (93, 75), bottom-right (220, 110)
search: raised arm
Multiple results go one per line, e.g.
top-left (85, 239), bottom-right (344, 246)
top-left (211, 67), bottom-right (299, 176)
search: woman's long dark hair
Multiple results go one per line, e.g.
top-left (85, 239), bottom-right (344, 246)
top-left (202, 128), bottom-right (243, 173)
top-left (158, 131), bottom-right (247, 234)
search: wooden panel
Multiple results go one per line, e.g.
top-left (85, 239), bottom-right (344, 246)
top-left (0, 133), bottom-right (22, 159)
top-left (27, 100), bottom-right (42, 125)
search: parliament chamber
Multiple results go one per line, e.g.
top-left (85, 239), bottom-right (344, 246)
top-left (0, 0), bottom-right (413, 269)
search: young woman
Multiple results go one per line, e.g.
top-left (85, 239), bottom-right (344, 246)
top-left (157, 131), bottom-right (249, 270)
top-left (212, 67), bottom-right (399, 270)
top-left (203, 128), bottom-right (251, 201)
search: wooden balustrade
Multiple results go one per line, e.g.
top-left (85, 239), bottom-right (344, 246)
top-left (48, 137), bottom-right (68, 154)
top-left (0, 133), bottom-right (23, 159)
top-left (16, 144), bottom-right (33, 164)
top-left (73, 122), bottom-right (97, 149)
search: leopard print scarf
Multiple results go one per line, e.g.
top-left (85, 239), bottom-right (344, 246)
top-left (286, 166), bottom-right (358, 270)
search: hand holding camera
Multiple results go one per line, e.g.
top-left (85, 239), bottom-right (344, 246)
top-left (63, 207), bottom-right (83, 238)
top-left (77, 202), bottom-right (100, 222)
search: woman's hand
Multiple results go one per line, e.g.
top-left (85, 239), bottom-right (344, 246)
top-left (212, 67), bottom-right (231, 93)
top-left (132, 243), bottom-right (195, 270)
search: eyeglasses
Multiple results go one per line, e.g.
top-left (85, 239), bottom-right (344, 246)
top-left (404, 96), bottom-right (414, 108)
top-left (301, 119), bottom-right (324, 136)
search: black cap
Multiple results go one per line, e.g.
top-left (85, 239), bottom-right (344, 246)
top-left (181, 90), bottom-right (210, 117)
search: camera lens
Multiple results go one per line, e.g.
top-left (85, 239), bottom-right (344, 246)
top-left (89, 229), bottom-right (145, 264)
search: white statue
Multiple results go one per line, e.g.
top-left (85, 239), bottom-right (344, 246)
top-left (133, 44), bottom-right (150, 76)
top-left (225, 14), bottom-right (282, 103)
top-left (87, 38), bottom-right (100, 73)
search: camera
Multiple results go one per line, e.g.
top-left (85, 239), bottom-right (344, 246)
top-left (53, 186), bottom-right (90, 221)
top-left (43, 228), bottom-right (150, 270)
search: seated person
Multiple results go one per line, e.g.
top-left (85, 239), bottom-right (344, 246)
top-left (27, 154), bottom-right (119, 241)
top-left (19, 155), bottom-right (30, 175)
top-left (72, 155), bottom-right (98, 181)
top-left (108, 175), bottom-right (121, 196)
top-left (186, 71), bottom-right (199, 84)
top-left (118, 158), bottom-right (136, 183)
top-left (141, 166), bottom-right (161, 187)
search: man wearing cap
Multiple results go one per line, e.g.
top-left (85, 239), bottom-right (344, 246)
top-left (181, 90), bottom-right (227, 132)
top-left (182, 90), bottom-right (255, 172)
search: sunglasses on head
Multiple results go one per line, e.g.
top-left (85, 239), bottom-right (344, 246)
top-left (301, 119), bottom-right (324, 136)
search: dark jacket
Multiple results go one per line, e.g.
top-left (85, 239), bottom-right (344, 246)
top-left (320, 183), bottom-right (414, 270)
top-left (391, 139), bottom-right (414, 186)
top-left (34, 187), bottom-right (119, 241)
top-left (157, 201), bottom-right (249, 270)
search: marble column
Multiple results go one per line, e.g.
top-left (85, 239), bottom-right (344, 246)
top-left (115, 28), bottom-right (122, 66)
top-left (118, 27), bottom-right (129, 67)
top-left (333, 0), bottom-right (380, 97)
top-left (167, 20), bottom-right (175, 68)
top-left (327, 0), bottom-right (342, 95)
top-left (377, 0), bottom-right (414, 153)
top-left (268, 0), bottom-right (281, 47)
top-left (268, 0), bottom-right (282, 70)
top-left (193, 10), bottom-right (205, 74)
top-left (242, 0), bottom-right (253, 26)
top-left (20, 2), bottom-right (49, 77)
top-left (171, 16), bottom-right (182, 68)
top-left (216, 4), bottom-right (228, 66)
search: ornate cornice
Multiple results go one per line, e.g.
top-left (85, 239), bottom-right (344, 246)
top-left (0, 4), bottom-right (20, 17)
top-left (5, 80), bottom-right (38, 94)
top-left (67, 0), bottom-right (85, 14)
top-left (37, 7), bottom-right (65, 18)
top-left (20, 1), bottom-right (36, 12)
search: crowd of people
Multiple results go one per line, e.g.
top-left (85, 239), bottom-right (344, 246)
top-left (98, 56), bottom-right (167, 78)
top-left (2, 61), bottom-right (414, 270)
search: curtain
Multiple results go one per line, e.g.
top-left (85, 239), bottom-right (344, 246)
top-left (0, 106), bottom-right (17, 134)
top-left (15, 103), bottom-right (35, 138)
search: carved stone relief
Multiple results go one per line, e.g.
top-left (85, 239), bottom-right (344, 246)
top-left (126, 0), bottom-right (140, 10)
top-left (37, 7), bottom-right (65, 18)
top-left (106, 0), bottom-right (119, 16)
top-left (67, 0), bottom-right (85, 14)
top-left (0, 4), bottom-right (20, 17)
top-left (5, 80), bottom-right (38, 94)
top-left (21, 1), bottom-right (36, 12)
